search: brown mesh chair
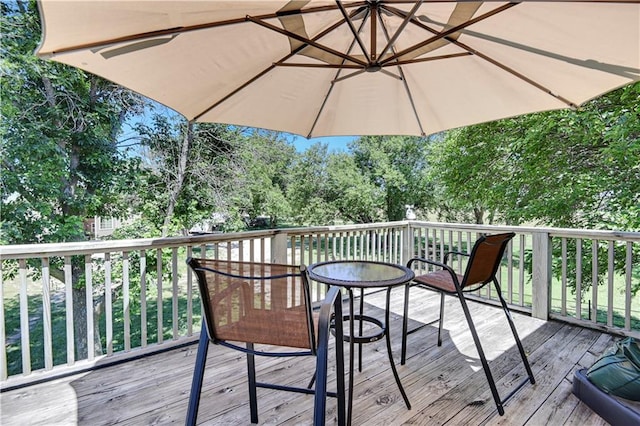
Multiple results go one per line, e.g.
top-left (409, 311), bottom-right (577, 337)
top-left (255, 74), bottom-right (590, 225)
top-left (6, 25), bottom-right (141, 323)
top-left (401, 233), bottom-right (535, 415)
top-left (186, 258), bottom-right (345, 425)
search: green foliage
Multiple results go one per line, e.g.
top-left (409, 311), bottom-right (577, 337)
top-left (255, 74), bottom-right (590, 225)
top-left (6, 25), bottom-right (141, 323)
top-left (236, 129), bottom-right (295, 227)
top-left (427, 82), bottom-right (640, 294)
top-left (351, 135), bottom-right (433, 221)
top-left (134, 117), bottom-right (296, 234)
top-left (287, 143), bottom-right (339, 225)
top-left (327, 153), bottom-right (383, 223)
top-left (1, 1), bottom-right (144, 246)
top-left (429, 83), bottom-right (640, 231)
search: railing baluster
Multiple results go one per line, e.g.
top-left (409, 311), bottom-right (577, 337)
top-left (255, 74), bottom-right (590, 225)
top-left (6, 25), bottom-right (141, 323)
top-left (519, 235), bottom-right (525, 307)
top-left (19, 259), bottom-right (30, 375)
top-left (105, 253), bottom-right (113, 355)
top-left (507, 240), bottom-right (513, 304)
top-left (123, 251), bottom-right (131, 351)
top-left (561, 238), bottom-right (567, 316)
top-left (64, 256), bottom-right (74, 365)
top-left (85, 254), bottom-right (94, 361)
top-left (625, 241), bottom-right (632, 331)
top-left (0, 261), bottom-right (6, 380)
top-left (591, 240), bottom-right (598, 324)
top-left (186, 246), bottom-right (193, 336)
top-left (576, 238), bottom-right (582, 320)
top-left (607, 241), bottom-right (614, 327)
top-left (156, 249), bottom-right (163, 344)
top-left (140, 250), bottom-right (147, 348)
top-left (172, 247), bottom-right (179, 340)
top-left (41, 258), bottom-right (52, 370)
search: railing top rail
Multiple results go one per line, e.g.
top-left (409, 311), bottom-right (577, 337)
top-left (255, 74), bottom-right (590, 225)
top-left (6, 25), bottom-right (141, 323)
top-left (1, 221), bottom-right (637, 260)
top-left (408, 221), bottom-right (640, 241)
top-left (0, 229), bottom-right (279, 260)
top-left (281, 221), bottom-right (409, 236)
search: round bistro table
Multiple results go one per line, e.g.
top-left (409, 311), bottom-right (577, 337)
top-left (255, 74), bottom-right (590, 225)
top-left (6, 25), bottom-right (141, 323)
top-left (307, 260), bottom-right (415, 425)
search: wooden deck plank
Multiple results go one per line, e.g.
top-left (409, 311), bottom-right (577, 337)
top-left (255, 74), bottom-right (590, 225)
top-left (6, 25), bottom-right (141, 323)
top-left (1, 290), bottom-right (625, 426)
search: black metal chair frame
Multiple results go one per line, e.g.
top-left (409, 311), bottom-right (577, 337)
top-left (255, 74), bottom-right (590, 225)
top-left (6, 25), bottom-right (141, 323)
top-left (401, 233), bottom-right (535, 415)
top-left (186, 258), bottom-right (346, 425)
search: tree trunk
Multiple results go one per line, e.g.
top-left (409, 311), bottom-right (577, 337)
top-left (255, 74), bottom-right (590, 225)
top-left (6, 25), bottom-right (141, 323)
top-left (473, 207), bottom-right (484, 224)
top-left (69, 268), bottom-right (103, 361)
top-left (162, 121), bottom-right (194, 237)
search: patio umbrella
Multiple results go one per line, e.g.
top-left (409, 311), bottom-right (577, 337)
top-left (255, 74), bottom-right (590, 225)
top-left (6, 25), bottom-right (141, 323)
top-left (36, 1), bottom-right (640, 138)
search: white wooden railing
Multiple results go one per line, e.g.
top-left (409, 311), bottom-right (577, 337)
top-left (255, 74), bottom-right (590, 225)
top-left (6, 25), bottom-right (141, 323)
top-left (1, 221), bottom-right (638, 388)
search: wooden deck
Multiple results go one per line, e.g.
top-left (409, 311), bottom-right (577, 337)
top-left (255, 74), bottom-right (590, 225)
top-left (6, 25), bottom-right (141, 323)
top-left (1, 288), bottom-right (623, 425)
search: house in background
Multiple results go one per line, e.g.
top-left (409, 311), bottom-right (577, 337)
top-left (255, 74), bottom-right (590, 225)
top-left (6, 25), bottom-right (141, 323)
top-left (84, 216), bottom-right (131, 239)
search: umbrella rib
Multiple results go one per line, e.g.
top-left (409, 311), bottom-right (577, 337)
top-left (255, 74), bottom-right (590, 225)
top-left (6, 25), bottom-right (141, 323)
top-left (247, 15), bottom-right (368, 67)
top-left (336, 0), bottom-right (370, 62)
top-left (307, 9), bottom-right (372, 137)
top-left (274, 63), bottom-right (363, 69)
top-left (379, 2), bottom-right (519, 66)
top-left (378, 0), bottom-right (424, 62)
top-left (333, 69), bottom-right (368, 83)
top-left (391, 7), bottom-right (578, 108)
top-left (391, 52), bottom-right (473, 66)
top-left (448, 38), bottom-right (577, 107)
top-left (39, 2), bottom-right (368, 57)
top-left (376, 9), bottom-right (426, 136)
top-left (194, 7), bottom-right (367, 122)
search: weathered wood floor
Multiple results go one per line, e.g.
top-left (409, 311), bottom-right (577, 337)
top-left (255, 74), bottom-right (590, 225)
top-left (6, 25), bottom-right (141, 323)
top-left (1, 288), bottom-right (622, 425)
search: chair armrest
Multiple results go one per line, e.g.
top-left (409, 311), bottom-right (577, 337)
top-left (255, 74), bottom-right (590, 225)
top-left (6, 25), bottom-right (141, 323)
top-left (407, 256), bottom-right (448, 270)
top-left (443, 251), bottom-right (469, 264)
top-left (406, 257), bottom-right (459, 282)
top-left (314, 285), bottom-right (344, 425)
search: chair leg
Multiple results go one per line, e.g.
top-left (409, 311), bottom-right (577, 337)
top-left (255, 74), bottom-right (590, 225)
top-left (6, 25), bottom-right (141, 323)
top-left (186, 324), bottom-right (210, 426)
top-left (457, 294), bottom-right (505, 416)
top-left (494, 280), bottom-right (536, 385)
top-left (401, 283), bottom-right (410, 365)
top-left (246, 343), bottom-right (258, 424)
top-left (334, 298), bottom-right (346, 426)
top-left (437, 292), bottom-right (445, 347)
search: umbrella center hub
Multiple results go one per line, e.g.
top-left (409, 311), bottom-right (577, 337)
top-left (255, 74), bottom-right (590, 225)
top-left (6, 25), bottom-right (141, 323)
top-left (366, 64), bottom-right (381, 73)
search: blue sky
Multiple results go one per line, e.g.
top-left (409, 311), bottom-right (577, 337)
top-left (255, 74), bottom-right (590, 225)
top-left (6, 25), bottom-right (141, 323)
top-left (120, 102), bottom-right (358, 154)
top-left (289, 135), bottom-right (357, 153)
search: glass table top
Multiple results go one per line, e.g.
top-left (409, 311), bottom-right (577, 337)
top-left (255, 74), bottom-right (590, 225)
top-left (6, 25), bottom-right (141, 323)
top-left (308, 260), bottom-right (414, 288)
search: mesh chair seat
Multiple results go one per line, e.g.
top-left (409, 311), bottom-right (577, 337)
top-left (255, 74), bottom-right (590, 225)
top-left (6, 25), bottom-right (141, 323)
top-left (413, 269), bottom-right (463, 293)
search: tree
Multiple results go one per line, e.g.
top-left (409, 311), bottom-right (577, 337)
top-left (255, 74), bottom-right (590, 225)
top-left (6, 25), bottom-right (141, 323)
top-left (1, 1), bottom-right (145, 360)
top-left (351, 136), bottom-right (433, 221)
top-left (236, 130), bottom-right (295, 228)
top-left (134, 113), bottom-right (247, 236)
top-left (135, 117), bottom-right (296, 234)
top-left (428, 82), bottom-right (640, 293)
top-left (428, 123), bottom-right (509, 224)
top-left (326, 152), bottom-right (383, 224)
top-left (287, 143), bottom-right (337, 225)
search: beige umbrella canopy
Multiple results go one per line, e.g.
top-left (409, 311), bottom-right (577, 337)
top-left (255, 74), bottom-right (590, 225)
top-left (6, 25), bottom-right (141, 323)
top-left (36, 1), bottom-right (640, 138)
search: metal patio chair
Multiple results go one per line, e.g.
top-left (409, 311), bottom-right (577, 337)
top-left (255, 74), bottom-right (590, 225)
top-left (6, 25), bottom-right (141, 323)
top-left (186, 258), bottom-right (346, 425)
top-left (401, 232), bottom-right (535, 415)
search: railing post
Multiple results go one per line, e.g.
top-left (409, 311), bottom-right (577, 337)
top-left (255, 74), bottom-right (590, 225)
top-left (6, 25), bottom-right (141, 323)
top-left (271, 231), bottom-right (289, 264)
top-left (532, 231), bottom-right (551, 320)
top-left (402, 222), bottom-right (413, 265)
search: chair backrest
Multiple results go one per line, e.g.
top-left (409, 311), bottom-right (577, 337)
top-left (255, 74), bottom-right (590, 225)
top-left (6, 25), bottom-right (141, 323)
top-left (187, 258), bottom-right (315, 350)
top-left (461, 233), bottom-right (515, 290)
